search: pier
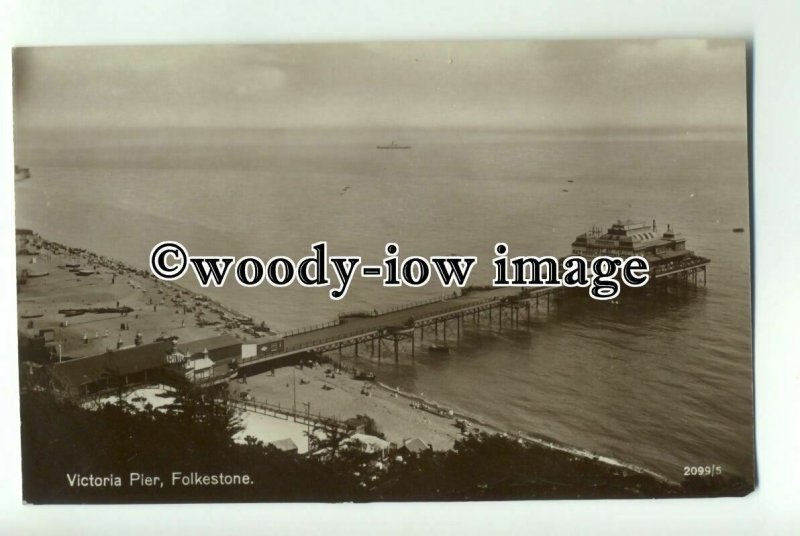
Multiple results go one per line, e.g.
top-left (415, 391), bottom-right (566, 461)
top-left (34, 219), bottom-right (710, 396)
top-left (237, 249), bottom-right (708, 371)
top-left (240, 286), bottom-right (554, 369)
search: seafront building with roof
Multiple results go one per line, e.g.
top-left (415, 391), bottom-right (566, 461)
top-left (570, 219), bottom-right (710, 282)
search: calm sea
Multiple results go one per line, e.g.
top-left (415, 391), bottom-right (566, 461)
top-left (14, 127), bottom-right (754, 482)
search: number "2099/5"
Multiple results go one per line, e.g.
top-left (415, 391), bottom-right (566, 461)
top-left (684, 465), bottom-right (722, 477)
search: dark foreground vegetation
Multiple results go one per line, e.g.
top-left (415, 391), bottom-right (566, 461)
top-left (20, 389), bottom-right (752, 503)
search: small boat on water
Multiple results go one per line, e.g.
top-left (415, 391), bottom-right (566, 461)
top-left (14, 165), bottom-right (31, 181)
top-left (354, 371), bottom-right (376, 381)
top-left (77, 269), bottom-right (96, 276)
top-left (428, 342), bottom-right (450, 354)
top-left (377, 141), bottom-right (411, 150)
top-left (732, 227), bottom-right (745, 233)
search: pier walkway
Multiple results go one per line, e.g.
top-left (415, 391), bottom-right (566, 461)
top-left (239, 286), bottom-right (560, 369)
top-left (237, 254), bottom-right (709, 370)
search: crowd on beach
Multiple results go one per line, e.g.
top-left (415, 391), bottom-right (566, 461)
top-left (17, 232), bottom-right (676, 487)
top-left (30, 235), bottom-right (274, 338)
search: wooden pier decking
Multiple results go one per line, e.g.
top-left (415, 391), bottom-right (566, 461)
top-left (237, 255), bottom-right (709, 369)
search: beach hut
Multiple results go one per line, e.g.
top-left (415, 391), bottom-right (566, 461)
top-left (345, 434), bottom-right (391, 456)
top-left (268, 438), bottom-right (299, 454)
top-left (183, 353), bottom-right (215, 382)
top-left (344, 416), bottom-right (373, 435)
top-left (400, 438), bottom-right (430, 455)
top-left (38, 328), bottom-right (55, 344)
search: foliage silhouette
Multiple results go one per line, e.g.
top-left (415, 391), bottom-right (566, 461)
top-left (20, 390), bottom-right (752, 503)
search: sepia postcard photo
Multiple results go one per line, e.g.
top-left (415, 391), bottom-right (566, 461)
top-left (12, 39), bottom-right (754, 503)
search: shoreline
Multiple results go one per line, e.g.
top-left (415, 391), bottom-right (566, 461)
top-left (229, 360), bottom-right (676, 487)
top-left (370, 380), bottom-right (677, 485)
top-left (16, 232), bottom-right (275, 359)
top-left (18, 230), bottom-right (676, 487)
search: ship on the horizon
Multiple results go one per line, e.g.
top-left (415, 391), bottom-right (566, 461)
top-left (376, 141), bottom-right (411, 150)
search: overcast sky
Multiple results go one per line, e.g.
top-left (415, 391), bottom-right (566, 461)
top-left (12, 39), bottom-right (746, 131)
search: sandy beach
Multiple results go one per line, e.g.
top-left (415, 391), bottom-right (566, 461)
top-left (16, 235), bottom-right (467, 452)
top-left (16, 233), bottom-right (674, 484)
top-left (16, 236), bottom-right (465, 452)
top-left (229, 364), bottom-right (464, 451)
top-left (225, 365), bottom-right (675, 483)
top-left (16, 238), bottom-right (260, 359)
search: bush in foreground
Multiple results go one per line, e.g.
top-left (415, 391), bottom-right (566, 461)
top-left (19, 390), bottom-right (752, 503)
